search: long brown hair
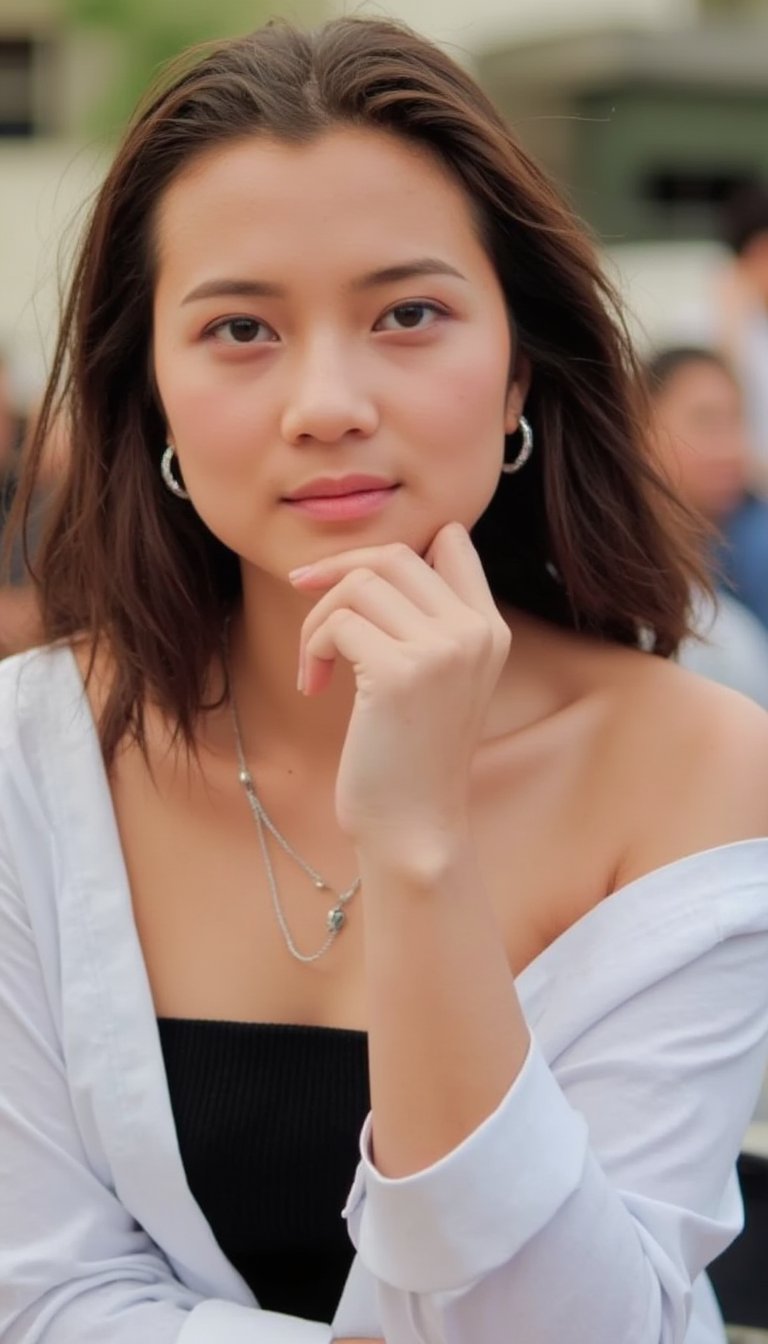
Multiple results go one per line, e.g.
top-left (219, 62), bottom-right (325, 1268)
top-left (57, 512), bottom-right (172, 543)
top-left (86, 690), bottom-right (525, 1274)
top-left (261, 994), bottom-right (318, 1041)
top-left (7, 16), bottom-right (706, 766)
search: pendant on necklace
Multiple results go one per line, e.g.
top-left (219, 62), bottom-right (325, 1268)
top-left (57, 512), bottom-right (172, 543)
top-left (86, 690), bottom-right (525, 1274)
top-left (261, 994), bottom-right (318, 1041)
top-left (327, 905), bottom-right (346, 933)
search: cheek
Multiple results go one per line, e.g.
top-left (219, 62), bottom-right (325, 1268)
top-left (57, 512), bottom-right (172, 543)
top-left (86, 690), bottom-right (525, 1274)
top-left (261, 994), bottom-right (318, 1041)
top-left (154, 346), bottom-right (275, 505)
top-left (407, 342), bottom-right (510, 497)
top-left (153, 348), bottom-right (275, 551)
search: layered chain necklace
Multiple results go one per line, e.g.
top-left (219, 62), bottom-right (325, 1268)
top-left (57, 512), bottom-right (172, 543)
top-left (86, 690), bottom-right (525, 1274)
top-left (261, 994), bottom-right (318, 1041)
top-left (226, 630), bottom-right (361, 964)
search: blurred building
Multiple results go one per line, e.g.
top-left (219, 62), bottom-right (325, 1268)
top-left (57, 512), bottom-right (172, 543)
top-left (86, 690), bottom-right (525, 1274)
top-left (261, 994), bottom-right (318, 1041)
top-left (0, 0), bottom-right (118, 405)
top-left (3, 0), bottom-right (768, 395)
top-left (0, 0), bottom-right (318, 403)
top-left (362, 0), bottom-right (695, 50)
top-left (476, 25), bottom-right (768, 244)
top-left (468, 4), bottom-right (768, 350)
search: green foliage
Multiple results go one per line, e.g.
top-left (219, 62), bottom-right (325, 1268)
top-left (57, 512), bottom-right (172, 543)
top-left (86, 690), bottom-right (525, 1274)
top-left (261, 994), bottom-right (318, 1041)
top-left (66, 0), bottom-right (274, 30)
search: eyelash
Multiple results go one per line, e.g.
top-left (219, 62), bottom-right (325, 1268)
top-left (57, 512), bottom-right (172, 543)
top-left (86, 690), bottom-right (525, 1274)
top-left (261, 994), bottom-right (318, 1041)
top-left (203, 300), bottom-right (449, 345)
top-left (376, 301), bottom-right (449, 332)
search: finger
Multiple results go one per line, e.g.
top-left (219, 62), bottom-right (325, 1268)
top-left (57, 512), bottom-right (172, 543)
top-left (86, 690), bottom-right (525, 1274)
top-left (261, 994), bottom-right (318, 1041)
top-left (302, 608), bottom-right (399, 696)
top-left (291, 541), bottom-right (463, 618)
top-left (300, 569), bottom-right (430, 660)
top-left (426, 522), bottom-right (501, 618)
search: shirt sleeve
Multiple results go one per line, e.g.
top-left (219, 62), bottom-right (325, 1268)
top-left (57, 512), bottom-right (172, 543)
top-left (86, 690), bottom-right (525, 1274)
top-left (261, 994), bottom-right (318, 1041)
top-left (344, 902), bottom-right (768, 1344)
top-left (0, 805), bottom-right (333, 1344)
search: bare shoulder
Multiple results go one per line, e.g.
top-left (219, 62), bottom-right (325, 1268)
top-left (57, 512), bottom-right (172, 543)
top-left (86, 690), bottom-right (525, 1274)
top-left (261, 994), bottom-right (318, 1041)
top-left (624, 651), bottom-right (768, 767)
top-left (595, 649), bottom-right (768, 883)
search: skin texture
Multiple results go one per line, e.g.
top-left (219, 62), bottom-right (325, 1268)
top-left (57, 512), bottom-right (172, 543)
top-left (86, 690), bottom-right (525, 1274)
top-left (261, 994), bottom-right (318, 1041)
top-left (90, 124), bottom-right (768, 1340)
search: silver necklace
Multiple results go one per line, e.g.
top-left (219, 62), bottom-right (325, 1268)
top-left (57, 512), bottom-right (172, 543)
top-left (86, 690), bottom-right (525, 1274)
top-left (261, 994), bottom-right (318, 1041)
top-left (227, 644), bottom-right (361, 964)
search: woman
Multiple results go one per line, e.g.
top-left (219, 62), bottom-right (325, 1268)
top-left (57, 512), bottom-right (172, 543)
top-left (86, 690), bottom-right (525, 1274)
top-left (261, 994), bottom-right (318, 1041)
top-left (1, 17), bottom-right (767, 1344)
top-left (646, 345), bottom-right (768, 708)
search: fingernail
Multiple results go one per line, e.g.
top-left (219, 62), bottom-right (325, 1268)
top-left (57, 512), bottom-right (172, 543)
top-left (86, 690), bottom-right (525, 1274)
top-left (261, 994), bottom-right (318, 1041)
top-left (297, 656), bottom-right (305, 693)
top-left (289, 564), bottom-right (314, 582)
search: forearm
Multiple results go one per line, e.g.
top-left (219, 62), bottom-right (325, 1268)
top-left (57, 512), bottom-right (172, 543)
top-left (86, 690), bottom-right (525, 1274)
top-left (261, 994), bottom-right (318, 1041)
top-left (357, 827), bottom-right (529, 1178)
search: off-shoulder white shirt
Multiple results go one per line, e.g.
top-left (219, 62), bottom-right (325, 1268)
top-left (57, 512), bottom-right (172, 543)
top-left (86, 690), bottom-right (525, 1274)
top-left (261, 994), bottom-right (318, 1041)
top-left (1, 645), bottom-right (768, 1344)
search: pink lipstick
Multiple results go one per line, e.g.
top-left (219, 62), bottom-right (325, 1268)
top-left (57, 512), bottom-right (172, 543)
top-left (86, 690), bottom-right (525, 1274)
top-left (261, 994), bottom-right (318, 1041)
top-left (283, 475), bottom-right (399, 522)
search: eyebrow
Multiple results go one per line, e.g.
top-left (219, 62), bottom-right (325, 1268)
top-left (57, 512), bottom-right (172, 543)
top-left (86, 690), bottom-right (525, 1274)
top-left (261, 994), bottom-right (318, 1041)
top-left (180, 257), bottom-right (468, 305)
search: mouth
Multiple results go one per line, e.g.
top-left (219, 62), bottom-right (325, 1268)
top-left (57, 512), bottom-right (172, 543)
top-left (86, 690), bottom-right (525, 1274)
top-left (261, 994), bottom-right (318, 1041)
top-left (283, 483), bottom-right (400, 522)
top-left (282, 475), bottom-right (400, 522)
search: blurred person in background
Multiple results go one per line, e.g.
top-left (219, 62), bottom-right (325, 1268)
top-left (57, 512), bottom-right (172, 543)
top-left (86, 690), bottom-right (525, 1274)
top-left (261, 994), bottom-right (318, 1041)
top-left (723, 485), bottom-right (768, 633)
top-left (710, 190), bottom-right (768, 632)
top-left (681, 186), bottom-right (768, 480)
top-left (717, 187), bottom-right (768, 478)
top-left (647, 346), bottom-right (768, 709)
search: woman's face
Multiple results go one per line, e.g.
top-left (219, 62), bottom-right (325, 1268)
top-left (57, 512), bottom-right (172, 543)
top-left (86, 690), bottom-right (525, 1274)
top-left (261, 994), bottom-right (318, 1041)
top-left (651, 359), bottom-right (750, 522)
top-left (152, 126), bottom-right (528, 579)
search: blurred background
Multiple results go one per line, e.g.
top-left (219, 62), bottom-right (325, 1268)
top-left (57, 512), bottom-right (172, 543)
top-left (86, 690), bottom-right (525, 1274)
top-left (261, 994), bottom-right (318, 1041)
top-left (7, 0), bottom-right (768, 655)
top-left (4, 0), bottom-right (768, 399)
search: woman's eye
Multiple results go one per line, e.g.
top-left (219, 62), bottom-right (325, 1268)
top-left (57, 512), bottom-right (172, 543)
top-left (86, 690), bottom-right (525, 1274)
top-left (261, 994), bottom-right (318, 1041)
top-left (376, 302), bottom-right (445, 332)
top-left (207, 317), bottom-right (274, 345)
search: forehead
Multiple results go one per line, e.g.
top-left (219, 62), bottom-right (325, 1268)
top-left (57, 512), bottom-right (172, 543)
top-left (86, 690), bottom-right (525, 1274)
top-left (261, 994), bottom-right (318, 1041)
top-left (153, 126), bottom-right (489, 284)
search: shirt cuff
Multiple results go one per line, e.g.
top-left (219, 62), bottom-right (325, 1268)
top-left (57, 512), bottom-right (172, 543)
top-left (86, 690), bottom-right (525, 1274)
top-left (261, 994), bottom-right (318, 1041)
top-left (343, 1034), bottom-right (589, 1293)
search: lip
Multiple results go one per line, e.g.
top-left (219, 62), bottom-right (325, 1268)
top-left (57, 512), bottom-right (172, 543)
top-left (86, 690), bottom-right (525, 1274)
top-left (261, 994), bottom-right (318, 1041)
top-left (284, 474), bottom-right (396, 501)
top-left (284, 483), bottom-right (400, 522)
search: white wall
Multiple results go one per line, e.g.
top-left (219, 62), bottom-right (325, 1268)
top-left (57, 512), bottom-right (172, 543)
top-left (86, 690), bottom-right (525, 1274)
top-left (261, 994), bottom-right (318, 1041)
top-left (605, 241), bottom-right (725, 355)
top-left (0, 140), bottom-right (107, 408)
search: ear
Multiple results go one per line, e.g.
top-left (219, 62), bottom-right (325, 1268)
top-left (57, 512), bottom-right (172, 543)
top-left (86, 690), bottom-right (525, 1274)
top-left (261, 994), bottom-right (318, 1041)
top-left (504, 352), bottom-right (533, 435)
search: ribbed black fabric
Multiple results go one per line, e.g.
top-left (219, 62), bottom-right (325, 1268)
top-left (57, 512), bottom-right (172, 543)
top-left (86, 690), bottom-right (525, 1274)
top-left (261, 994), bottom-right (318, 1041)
top-left (157, 1019), bottom-right (370, 1324)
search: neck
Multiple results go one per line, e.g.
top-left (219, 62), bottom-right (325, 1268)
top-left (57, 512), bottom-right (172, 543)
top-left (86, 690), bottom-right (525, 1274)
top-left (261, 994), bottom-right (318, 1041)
top-left (216, 564), bottom-right (357, 774)
top-left (199, 565), bottom-right (590, 782)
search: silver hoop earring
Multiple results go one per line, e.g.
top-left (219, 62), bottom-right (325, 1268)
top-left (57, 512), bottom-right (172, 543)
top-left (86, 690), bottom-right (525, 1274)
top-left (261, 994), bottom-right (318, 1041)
top-left (161, 445), bottom-right (190, 500)
top-left (501, 414), bottom-right (533, 475)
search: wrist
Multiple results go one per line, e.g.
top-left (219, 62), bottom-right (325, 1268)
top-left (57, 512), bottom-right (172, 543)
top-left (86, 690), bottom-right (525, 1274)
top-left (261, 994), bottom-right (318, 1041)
top-left (355, 817), bottom-right (473, 891)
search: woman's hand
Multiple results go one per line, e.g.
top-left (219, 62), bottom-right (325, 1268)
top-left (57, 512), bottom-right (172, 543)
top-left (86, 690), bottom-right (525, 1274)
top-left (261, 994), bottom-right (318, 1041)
top-left (291, 523), bottom-right (511, 854)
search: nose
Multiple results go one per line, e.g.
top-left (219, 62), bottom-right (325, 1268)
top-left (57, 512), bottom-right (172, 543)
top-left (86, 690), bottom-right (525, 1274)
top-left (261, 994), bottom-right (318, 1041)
top-left (280, 338), bottom-right (379, 446)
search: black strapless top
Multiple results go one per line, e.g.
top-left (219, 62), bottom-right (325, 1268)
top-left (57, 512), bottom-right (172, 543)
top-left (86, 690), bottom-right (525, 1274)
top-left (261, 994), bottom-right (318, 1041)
top-left (157, 1019), bottom-right (370, 1324)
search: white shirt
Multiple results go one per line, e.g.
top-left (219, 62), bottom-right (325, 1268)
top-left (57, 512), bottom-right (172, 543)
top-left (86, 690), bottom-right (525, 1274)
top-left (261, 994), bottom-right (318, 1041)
top-left (1, 644), bottom-right (768, 1344)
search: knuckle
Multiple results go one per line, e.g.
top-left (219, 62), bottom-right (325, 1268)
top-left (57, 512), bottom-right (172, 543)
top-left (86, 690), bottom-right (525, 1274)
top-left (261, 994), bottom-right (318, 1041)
top-left (331, 606), bottom-right (356, 632)
top-left (495, 621), bottom-right (513, 658)
top-left (300, 612), bottom-right (319, 644)
top-left (387, 541), bottom-right (412, 564)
